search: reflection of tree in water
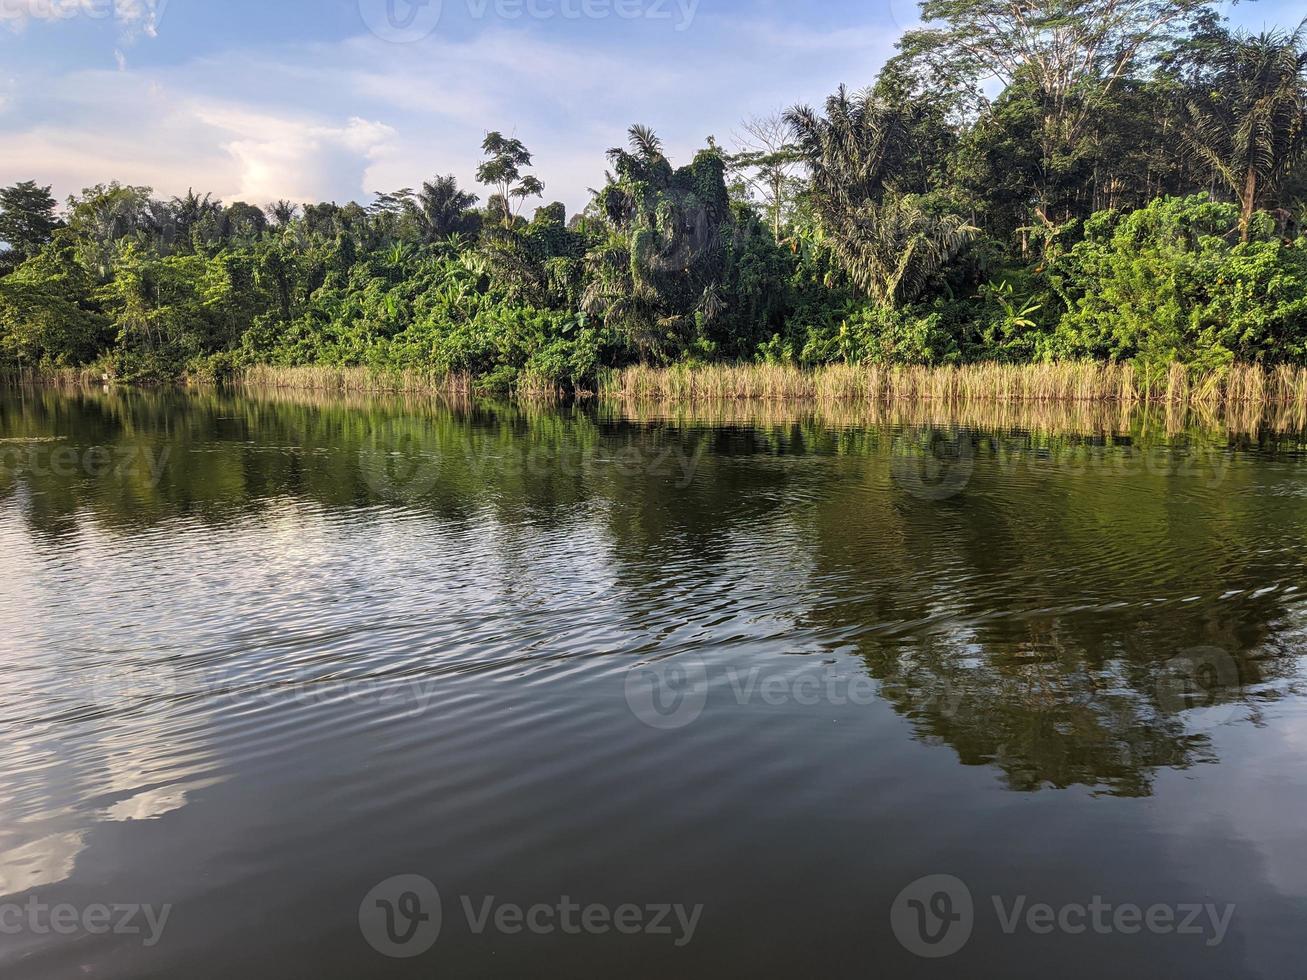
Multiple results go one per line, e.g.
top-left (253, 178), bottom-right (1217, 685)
top-left (805, 434), bottom-right (1305, 797)
top-left (3, 389), bottom-right (1305, 800)
top-left (864, 626), bottom-right (1262, 798)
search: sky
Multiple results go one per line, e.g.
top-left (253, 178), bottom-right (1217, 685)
top-left (0, 0), bottom-right (1301, 215)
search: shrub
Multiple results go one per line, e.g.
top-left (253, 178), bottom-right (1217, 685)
top-left (1047, 195), bottom-right (1307, 366)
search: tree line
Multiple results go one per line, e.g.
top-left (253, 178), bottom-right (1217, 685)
top-left (1, 6), bottom-right (1305, 390)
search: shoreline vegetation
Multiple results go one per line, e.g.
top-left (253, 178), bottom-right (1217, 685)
top-left (3, 17), bottom-right (1306, 400)
top-left (198, 360), bottom-right (1307, 414)
top-left (6, 359), bottom-right (1307, 411)
top-left (600, 361), bottom-right (1307, 406)
top-left (6, 367), bottom-right (1307, 440)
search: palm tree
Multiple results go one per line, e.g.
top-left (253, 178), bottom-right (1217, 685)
top-left (786, 88), bottom-right (975, 306)
top-left (414, 175), bottom-right (479, 242)
top-left (266, 200), bottom-right (299, 228)
top-left (785, 86), bottom-right (906, 212)
top-left (837, 195), bottom-right (977, 307)
top-left (1182, 25), bottom-right (1307, 241)
top-left (169, 189), bottom-right (222, 242)
top-left (626, 124), bottom-right (664, 162)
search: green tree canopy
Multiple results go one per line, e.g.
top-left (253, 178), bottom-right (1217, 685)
top-left (0, 181), bottom-right (60, 272)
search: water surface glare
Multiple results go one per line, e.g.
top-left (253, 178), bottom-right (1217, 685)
top-left (1, 388), bottom-right (1306, 978)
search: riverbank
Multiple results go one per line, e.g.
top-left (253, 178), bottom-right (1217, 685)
top-left (602, 362), bottom-right (1307, 407)
top-left (7, 361), bottom-right (1307, 411)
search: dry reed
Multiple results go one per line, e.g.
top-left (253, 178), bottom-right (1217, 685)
top-left (602, 361), bottom-right (1307, 409)
top-left (233, 364), bottom-right (475, 395)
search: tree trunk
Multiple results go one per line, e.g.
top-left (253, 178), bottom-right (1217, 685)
top-left (1240, 168), bottom-right (1257, 243)
top-left (771, 174), bottom-right (783, 240)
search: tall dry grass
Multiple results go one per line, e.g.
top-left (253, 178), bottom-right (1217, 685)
top-left (232, 365), bottom-right (569, 399)
top-left (234, 365), bottom-right (476, 395)
top-left (0, 366), bottom-right (109, 387)
top-left (603, 362), bottom-right (1307, 409)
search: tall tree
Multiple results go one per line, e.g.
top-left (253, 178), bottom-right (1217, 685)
top-left (169, 189), bottom-right (224, 247)
top-left (476, 133), bottom-right (545, 227)
top-left (1182, 25), bottom-right (1307, 240)
top-left (727, 114), bottom-right (805, 239)
top-left (898, 0), bottom-right (1220, 224)
top-left (414, 175), bottom-right (481, 241)
top-left (222, 202), bottom-right (269, 241)
top-left (787, 87), bottom-right (977, 307)
top-left (64, 183), bottom-right (159, 279)
top-left (786, 86), bottom-right (907, 211)
top-left (581, 125), bottom-right (735, 359)
top-left (0, 181), bottom-right (60, 271)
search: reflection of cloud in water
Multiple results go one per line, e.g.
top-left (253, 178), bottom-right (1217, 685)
top-left (101, 779), bottom-right (224, 823)
top-left (0, 517), bottom-right (228, 896)
top-left (0, 833), bottom-right (86, 898)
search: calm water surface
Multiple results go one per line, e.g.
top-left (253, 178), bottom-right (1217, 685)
top-left (1, 388), bottom-right (1306, 978)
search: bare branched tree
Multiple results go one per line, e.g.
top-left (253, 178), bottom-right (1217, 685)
top-left (727, 113), bottom-right (805, 239)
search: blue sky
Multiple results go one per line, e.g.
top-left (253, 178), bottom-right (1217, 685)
top-left (1, 0), bottom-right (1301, 214)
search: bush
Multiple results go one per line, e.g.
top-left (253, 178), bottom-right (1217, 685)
top-left (1047, 195), bottom-right (1307, 366)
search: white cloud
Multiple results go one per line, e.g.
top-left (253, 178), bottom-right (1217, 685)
top-left (0, 71), bottom-right (396, 205)
top-left (205, 110), bottom-right (398, 203)
top-left (0, 15), bottom-right (898, 211)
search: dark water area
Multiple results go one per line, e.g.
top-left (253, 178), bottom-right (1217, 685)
top-left (1, 387), bottom-right (1306, 978)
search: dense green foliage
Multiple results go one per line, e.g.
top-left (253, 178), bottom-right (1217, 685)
top-left (1, 14), bottom-right (1305, 389)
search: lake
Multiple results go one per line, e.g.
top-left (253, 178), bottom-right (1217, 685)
top-left (1, 387), bottom-right (1305, 978)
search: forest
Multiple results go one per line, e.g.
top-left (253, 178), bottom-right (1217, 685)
top-left (2, 4), bottom-right (1306, 394)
